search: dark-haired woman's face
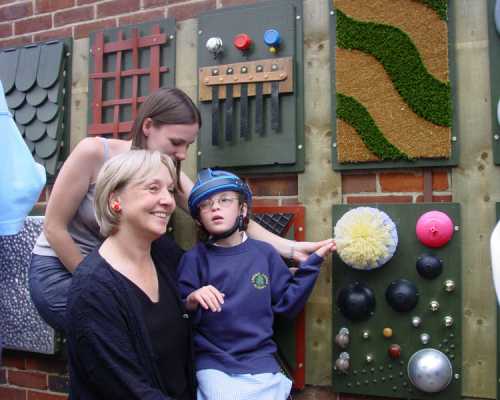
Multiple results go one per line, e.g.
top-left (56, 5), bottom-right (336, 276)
top-left (144, 121), bottom-right (198, 161)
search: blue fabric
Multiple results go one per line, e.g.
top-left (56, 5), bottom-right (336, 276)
top-left (196, 369), bottom-right (292, 400)
top-left (67, 238), bottom-right (195, 400)
top-left (177, 238), bottom-right (322, 376)
top-left (0, 80), bottom-right (45, 235)
top-left (29, 254), bottom-right (72, 332)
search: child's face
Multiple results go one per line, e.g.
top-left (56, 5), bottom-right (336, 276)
top-left (198, 190), bottom-right (247, 235)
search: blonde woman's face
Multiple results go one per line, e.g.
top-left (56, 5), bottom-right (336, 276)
top-left (144, 121), bottom-right (198, 161)
top-left (118, 164), bottom-right (176, 239)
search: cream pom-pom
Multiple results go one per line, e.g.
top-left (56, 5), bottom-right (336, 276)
top-left (334, 207), bottom-right (398, 270)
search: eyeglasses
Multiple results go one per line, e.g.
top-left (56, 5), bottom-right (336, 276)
top-left (199, 196), bottom-right (239, 212)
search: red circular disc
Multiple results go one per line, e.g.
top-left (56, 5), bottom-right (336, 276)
top-left (233, 33), bottom-right (252, 51)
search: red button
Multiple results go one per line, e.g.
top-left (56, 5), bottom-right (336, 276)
top-left (388, 344), bottom-right (401, 359)
top-left (233, 33), bottom-right (252, 51)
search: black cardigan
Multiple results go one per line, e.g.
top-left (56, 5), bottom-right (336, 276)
top-left (67, 236), bottom-right (195, 400)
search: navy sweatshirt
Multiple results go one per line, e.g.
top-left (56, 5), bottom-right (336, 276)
top-left (177, 238), bottom-right (323, 375)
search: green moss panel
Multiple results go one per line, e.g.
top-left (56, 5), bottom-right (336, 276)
top-left (336, 9), bottom-right (451, 127)
top-left (336, 93), bottom-right (410, 161)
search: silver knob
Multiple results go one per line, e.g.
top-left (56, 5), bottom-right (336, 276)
top-left (335, 352), bottom-right (350, 373)
top-left (444, 315), bottom-right (454, 327)
top-left (420, 333), bottom-right (431, 344)
top-left (206, 37), bottom-right (223, 56)
top-left (429, 300), bottom-right (440, 312)
top-left (411, 316), bottom-right (422, 328)
top-left (366, 353), bottom-right (374, 363)
top-left (362, 330), bottom-right (370, 340)
top-left (335, 327), bottom-right (350, 349)
top-left (444, 280), bottom-right (456, 292)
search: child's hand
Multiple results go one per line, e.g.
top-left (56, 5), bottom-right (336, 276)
top-left (314, 239), bottom-right (336, 259)
top-left (186, 285), bottom-right (225, 312)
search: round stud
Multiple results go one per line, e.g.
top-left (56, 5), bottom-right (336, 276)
top-left (444, 279), bottom-right (456, 292)
top-left (388, 344), bottom-right (401, 359)
top-left (411, 316), bottom-right (422, 328)
top-left (366, 354), bottom-right (374, 363)
top-left (420, 333), bottom-right (431, 345)
top-left (362, 330), bottom-right (370, 340)
top-left (383, 327), bottom-right (393, 338)
top-left (444, 315), bottom-right (454, 327)
top-left (429, 300), bottom-right (440, 312)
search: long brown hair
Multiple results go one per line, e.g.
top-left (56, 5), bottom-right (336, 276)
top-left (130, 87), bottom-right (201, 186)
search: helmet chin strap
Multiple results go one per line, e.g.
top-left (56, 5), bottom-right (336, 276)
top-left (207, 214), bottom-right (246, 245)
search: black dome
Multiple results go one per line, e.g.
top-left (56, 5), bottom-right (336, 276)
top-left (337, 282), bottom-right (376, 321)
top-left (385, 279), bottom-right (419, 312)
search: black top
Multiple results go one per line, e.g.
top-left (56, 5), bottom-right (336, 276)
top-left (123, 261), bottom-right (191, 400)
top-left (67, 235), bottom-right (196, 400)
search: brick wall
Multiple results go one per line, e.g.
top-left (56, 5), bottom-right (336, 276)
top-left (0, 350), bottom-right (68, 400)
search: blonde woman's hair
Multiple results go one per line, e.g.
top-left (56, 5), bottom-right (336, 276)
top-left (94, 150), bottom-right (177, 237)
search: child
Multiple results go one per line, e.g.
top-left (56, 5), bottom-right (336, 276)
top-left (177, 169), bottom-right (334, 400)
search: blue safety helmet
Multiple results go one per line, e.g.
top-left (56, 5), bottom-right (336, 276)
top-left (188, 168), bottom-right (252, 218)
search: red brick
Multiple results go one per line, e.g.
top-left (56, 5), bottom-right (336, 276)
top-left (0, 22), bottom-right (11, 38)
top-left (416, 194), bottom-right (452, 203)
top-left (54, 6), bottom-right (93, 27)
top-left (97, 0), bottom-right (140, 18)
top-left (0, 368), bottom-right (6, 384)
top-left (0, 2), bottom-right (33, 23)
top-left (15, 15), bottom-right (51, 35)
top-left (35, 0), bottom-right (74, 14)
top-left (432, 168), bottom-right (449, 191)
top-left (119, 10), bottom-right (165, 26)
top-left (341, 173), bottom-right (376, 193)
top-left (25, 355), bottom-right (67, 375)
top-left (76, 0), bottom-right (100, 4)
top-left (0, 34), bottom-right (32, 48)
top-left (221, 0), bottom-right (260, 7)
top-left (246, 175), bottom-right (297, 196)
top-left (0, 0), bottom-right (20, 5)
top-left (346, 195), bottom-right (413, 204)
top-left (27, 392), bottom-right (67, 400)
top-left (379, 171), bottom-right (423, 192)
top-left (143, 0), bottom-right (167, 8)
top-left (0, 386), bottom-right (26, 400)
top-left (34, 26), bottom-right (72, 42)
top-left (3, 351), bottom-right (27, 370)
top-left (8, 370), bottom-right (48, 390)
top-left (74, 18), bottom-right (116, 39)
top-left (168, 0), bottom-right (216, 21)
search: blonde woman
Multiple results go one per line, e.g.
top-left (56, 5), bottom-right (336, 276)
top-left (66, 150), bottom-right (195, 400)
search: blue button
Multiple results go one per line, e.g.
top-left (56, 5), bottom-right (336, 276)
top-left (263, 29), bottom-right (281, 47)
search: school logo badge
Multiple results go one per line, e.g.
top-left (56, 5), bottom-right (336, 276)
top-left (251, 272), bottom-right (269, 289)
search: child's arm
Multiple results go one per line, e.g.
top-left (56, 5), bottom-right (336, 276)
top-left (177, 249), bottom-right (225, 314)
top-left (271, 241), bottom-right (335, 319)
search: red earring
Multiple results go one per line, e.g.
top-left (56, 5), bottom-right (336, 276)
top-left (111, 200), bottom-right (122, 213)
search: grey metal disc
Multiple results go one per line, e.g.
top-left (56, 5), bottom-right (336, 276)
top-left (14, 103), bottom-right (36, 125)
top-left (46, 114), bottom-right (60, 139)
top-left (36, 101), bottom-right (58, 123)
top-left (25, 120), bottom-right (46, 142)
top-left (0, 49), bottom-right (19, 93)
top-left (26, 139), bottom-right (35, 153)
top-left (6, 90), bottom-right (25, 109)
top-left (15, 45), bottom-right (40, 92)
top-left (26, 86), bottom-right (47, 107)
top-left (37, 41), bottom-right (64, 89)
top-left (47, 81), bottom-right (60, 103)
top-left (35, 136), bottom-right (58, 158)
top-left (43, 150), bottom-right (59, 175)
